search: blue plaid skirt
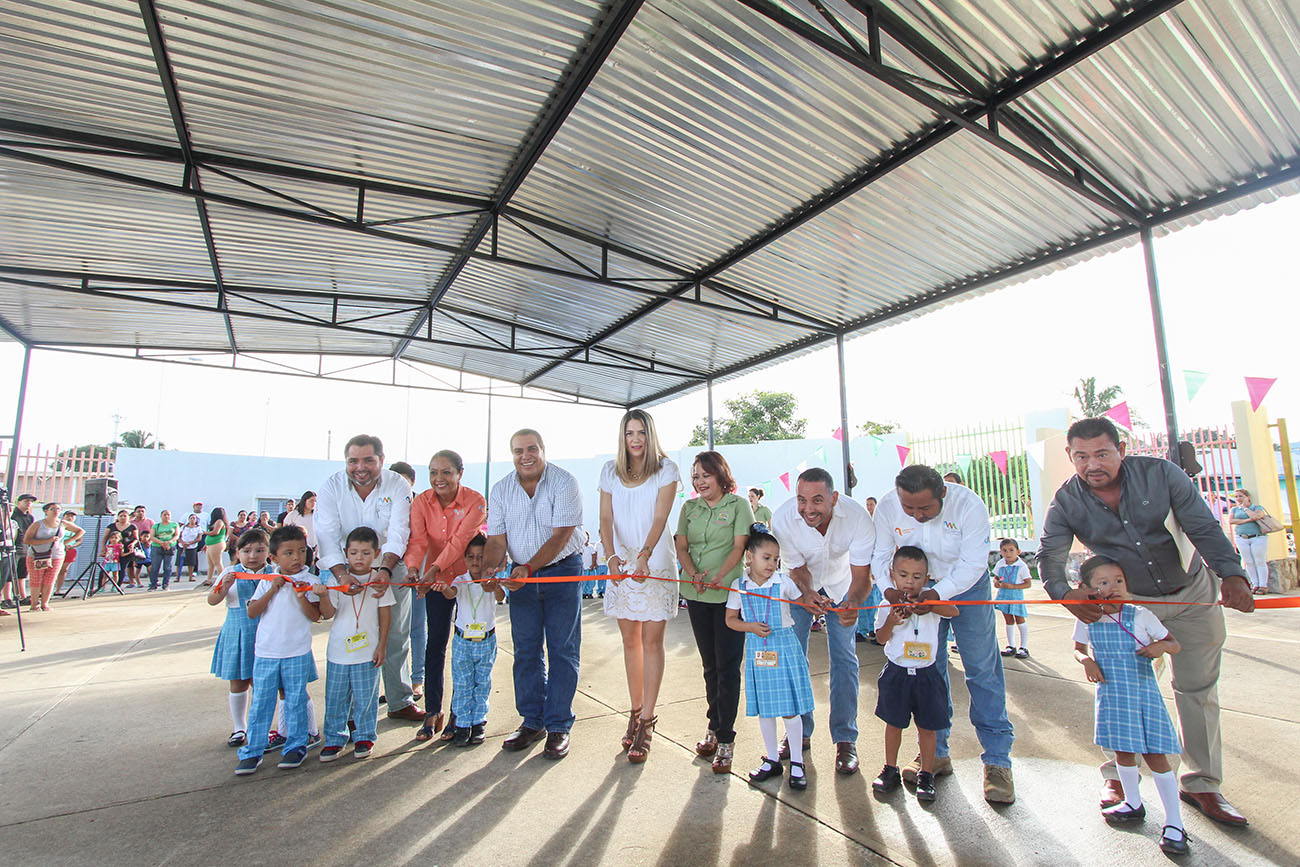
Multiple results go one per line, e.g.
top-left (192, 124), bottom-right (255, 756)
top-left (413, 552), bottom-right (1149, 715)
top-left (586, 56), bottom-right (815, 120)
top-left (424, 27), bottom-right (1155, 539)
top-left (993, 587), bottom-right (1027, 618)
top-left (744, 626), bottom-right (814, 718)
top-left (210, 607), bottom-right (257, 680)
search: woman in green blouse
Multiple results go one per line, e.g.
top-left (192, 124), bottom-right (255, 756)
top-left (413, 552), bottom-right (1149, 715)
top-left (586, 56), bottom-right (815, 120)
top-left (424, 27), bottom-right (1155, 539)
top-left (674, 450), bottom-right (753, 774)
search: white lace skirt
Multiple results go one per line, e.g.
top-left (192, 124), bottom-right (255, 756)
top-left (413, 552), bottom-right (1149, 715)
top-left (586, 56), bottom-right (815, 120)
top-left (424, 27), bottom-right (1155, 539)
top-left (602, 550), bottom-right (680, 622)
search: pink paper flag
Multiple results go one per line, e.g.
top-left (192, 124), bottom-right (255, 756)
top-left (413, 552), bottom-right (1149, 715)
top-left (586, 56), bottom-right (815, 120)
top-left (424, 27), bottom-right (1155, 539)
top-left (779, 472), bottom-right (791, 491)
top-left (1103, 401), bottom-right (1131, 430)
top-left (1245, 376), bottom-right (1277, 411)
top-left (832, 426), bottom-right (843, 442)
top-left (990, 450), bottom-right (1009, 475)
top-left (897, 445), bottom-right (910, 467)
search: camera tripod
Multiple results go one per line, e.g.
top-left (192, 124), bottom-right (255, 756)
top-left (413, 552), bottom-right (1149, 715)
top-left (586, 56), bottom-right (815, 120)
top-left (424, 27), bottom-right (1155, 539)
top-left (61, 514), bottom-right (123, 599)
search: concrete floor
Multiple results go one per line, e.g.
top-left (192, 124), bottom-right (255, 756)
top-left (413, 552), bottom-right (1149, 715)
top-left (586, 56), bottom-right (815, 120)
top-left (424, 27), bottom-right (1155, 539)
top-left (1, 578), bottom-right (1297, 866)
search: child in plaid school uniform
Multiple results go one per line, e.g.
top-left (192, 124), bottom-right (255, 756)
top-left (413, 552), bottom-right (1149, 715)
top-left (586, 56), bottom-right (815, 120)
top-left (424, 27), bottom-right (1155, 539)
top-left (234, 524), bottom-right (322, 776)
top-left (315, 527), bottom-right (394, 762)
top-left (439, 534), bottom-right (505, 746)
top-left (1073, 556), bottom-right (1188, 857)
top-left (871, 546), bottom-right (959, 803)
top-left (207, 527), bottom-right (272, 748)
top-left (725, 529), bottom-right (814, 791)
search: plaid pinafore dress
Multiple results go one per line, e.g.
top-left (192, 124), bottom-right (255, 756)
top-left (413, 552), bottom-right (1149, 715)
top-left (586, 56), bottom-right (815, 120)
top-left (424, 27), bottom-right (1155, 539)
top-left (740, 573), bottom-right (815, 719)
top-left (1087, 604), bottom-right (1181, 755)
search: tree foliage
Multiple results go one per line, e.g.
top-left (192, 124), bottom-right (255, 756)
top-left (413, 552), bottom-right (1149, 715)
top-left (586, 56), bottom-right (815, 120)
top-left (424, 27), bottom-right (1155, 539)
top-left (688, 390), bottom-right (807, 446)
top-left (858, 420), bottom-right (899, 436)
top-left (1072, 377), bottom-right (1143, 426)
top-left (117, 429), bottom-right (164, 450)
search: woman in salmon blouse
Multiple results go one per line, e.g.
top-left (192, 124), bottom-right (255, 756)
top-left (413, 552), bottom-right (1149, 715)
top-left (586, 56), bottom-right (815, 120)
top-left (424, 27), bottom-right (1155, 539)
top-left (406, 449), bottom-right (487, 741)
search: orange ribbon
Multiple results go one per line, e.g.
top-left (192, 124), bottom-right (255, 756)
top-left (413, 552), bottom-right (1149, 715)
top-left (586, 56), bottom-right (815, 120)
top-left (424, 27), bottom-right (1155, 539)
top-left (226, 571), bottom-right (1298, 612)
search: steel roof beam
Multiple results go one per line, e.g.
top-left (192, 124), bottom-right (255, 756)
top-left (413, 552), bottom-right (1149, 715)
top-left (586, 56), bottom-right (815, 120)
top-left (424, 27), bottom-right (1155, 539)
top-left (393, 0), bottom-right (646, 360)
top-left (0, 265), bottom-right (707, 378)
top-left (2, 274), bottom-right (704, 382)
top-left (137, 0), bottom-right (237, 357)
top-left (527, 0), bottom-right (1183, 392)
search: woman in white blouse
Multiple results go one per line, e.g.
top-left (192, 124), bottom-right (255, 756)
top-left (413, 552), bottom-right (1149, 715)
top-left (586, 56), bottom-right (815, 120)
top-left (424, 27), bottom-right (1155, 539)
top-left (599, 409), bottom-right (680, 764)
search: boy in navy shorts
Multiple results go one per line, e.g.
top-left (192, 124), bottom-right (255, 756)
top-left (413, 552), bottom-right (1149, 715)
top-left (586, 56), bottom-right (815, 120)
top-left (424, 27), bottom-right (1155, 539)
top-left (871, 546), bottom-right (959, 802)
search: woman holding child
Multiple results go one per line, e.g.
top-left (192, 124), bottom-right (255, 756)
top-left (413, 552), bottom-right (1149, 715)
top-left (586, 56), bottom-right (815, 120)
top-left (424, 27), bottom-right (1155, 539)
top-left (405, 449), bottom-right (487, 742)
top-left (599, 409), bottom-right (681, 763)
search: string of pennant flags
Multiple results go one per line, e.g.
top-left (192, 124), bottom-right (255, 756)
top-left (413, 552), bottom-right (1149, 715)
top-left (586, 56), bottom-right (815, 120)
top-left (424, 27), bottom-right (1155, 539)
top-left (674, 373), bottom-right (1279, 501)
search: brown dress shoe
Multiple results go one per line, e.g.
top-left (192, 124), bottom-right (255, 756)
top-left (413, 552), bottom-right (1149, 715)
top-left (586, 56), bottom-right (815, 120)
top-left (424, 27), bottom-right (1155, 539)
top-left (543, 731), bottom-right (570, 760)
top-left (387, 704), bottom-right (426, 722)
top-left (778, 736), bottom-right (811, 761)
top-left (502, 725), bottom-right (547, 751)
top-left (1180, 791), bottom-right (1248, 827)
top-left (835, 742), bottom-right (859, 775)
top-left (1099, 779), bottom-right (1125, 809)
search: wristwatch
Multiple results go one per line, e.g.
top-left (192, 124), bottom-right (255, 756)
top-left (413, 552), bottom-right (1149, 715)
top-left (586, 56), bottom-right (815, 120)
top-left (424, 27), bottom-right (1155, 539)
top-left (376, 566), bottom-right (393, 577)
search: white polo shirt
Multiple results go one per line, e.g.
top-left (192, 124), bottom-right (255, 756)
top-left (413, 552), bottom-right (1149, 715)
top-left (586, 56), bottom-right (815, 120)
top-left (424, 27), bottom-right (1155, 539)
top-left (771, 494), bottom-right (874, 603)
top-left (871, 482), bottom-right (990, 599)
top-left (314, 468), bottom-right (413, 572)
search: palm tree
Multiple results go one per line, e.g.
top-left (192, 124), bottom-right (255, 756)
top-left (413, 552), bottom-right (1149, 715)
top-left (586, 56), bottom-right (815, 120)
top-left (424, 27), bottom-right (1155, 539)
top-left (117, 429), bottom-right (164, 450)
top-left (1074, 377), bottom-right (1124, 419)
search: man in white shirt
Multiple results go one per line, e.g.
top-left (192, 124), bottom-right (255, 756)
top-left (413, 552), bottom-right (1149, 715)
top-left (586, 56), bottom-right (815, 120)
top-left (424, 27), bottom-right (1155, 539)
top-left (314, 434), bottom-right (419, 721)
top-left (772, 468), bottom-right (874, 775)
top-left (871, 464), bottom-right (1015, 803)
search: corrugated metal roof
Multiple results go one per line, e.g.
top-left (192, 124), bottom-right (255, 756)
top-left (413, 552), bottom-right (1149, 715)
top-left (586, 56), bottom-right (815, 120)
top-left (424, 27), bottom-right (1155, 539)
top-left (2, 0), bottom-right (1299, 408)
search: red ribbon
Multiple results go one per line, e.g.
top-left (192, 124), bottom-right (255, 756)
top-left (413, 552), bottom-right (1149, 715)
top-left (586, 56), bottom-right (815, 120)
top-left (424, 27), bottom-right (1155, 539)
top-left (226, 571), bottom-right (1299, 613)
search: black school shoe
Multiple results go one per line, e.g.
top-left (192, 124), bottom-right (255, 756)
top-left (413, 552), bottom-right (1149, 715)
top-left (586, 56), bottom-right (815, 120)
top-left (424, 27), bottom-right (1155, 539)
top-left (916, 771), bottom-right (937, 802)
top-left (452, 726), bottom-right (472, 746)
top-left (748, 757), bottom-right (782, 784)
top-left (1102, 802), bottom-right (1146, 825)
top-left (1159, 826), bottom-right (1190, 857)
top-left (873, 765), bottom-right (901, 793)
top-left (788, 761), bottom-right (807, 791)
top-left (469, 723), bottom-right (486, 745)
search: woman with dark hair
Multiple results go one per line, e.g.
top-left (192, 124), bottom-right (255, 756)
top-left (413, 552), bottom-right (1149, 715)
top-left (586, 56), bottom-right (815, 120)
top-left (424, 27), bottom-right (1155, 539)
top-left (225, 510), bottom-right (250, 564)
top-left (674, 450), bottom-right (754, 774)
top-left (203, 508), bottom-right (228, 580)
top-left (405, 449), bottom-right (487, 741)
top-left (282, 490), bottom-right (317, 567)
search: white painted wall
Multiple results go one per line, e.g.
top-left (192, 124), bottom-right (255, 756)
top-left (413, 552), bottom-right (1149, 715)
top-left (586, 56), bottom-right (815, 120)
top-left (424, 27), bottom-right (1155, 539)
top-left (114, 434), bottom-right (912, 541)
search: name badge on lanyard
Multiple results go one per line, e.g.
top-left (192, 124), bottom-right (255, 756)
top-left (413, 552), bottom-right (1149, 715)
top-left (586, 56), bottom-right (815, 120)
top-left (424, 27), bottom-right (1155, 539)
top-left (464, 622), bottom-right (487, 641)
top-left (755, 650), bottom-right (778, 667)
top-left (346, 632), bottom-right (369, 653)
top-left (902, 641), bottom-right (931, 662)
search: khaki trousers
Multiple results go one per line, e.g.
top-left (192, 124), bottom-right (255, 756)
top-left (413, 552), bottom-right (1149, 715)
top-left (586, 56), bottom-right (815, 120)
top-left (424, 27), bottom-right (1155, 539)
top-left (1099, 561), bottom-right (1225, 793)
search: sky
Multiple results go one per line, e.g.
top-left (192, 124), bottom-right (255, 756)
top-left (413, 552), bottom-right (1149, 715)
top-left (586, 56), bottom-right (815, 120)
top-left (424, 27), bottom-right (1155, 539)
top-left (2, 191), bottom-right (1298, 466)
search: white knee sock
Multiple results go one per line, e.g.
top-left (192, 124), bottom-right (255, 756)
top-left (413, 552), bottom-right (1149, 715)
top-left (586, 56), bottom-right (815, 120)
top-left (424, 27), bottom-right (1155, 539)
top-left (1005, 624), bottom-right (1015, 647)
top-left (1152, 770), bottom-right (1182, 831)
top-left (758, 716), bottom-right (779, 762)
top-left (229, 691), bottom-right (249, 731)
top-left (306, 696), bottom-right (319, 737)
top-left (785, 716), bottom-right (805, 773)
top-left (1117, 763), bottom-right (1143, 809)
top-left (1017, 623), bottom-right (1029, 649)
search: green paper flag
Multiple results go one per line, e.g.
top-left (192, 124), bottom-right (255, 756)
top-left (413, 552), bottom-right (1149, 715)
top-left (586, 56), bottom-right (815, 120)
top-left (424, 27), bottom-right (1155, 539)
top-left (815, 446), bottom-right (826, 465)
top-left (957, 453), bottom-right (973, 474)
top-left (1184, 370), bottom-right (1209, 402)
top-left (762, 482), bottom-right (774, 498)
top-left (871, 435), bottom-right (882, 456)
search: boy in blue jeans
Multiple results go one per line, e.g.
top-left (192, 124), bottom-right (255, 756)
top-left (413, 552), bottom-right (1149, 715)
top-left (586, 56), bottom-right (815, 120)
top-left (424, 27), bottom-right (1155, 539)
top-left (441, 534), bottom-right (505, 745)
top-left (235, 525), bottom-right (322, 775)
top-left (316, 527), bottom-right (394, 761)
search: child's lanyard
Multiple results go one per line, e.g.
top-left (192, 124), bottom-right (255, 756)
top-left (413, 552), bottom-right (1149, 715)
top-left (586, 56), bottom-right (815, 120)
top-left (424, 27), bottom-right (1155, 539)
top-left (350, 587), bottom-right (365, 625)
top-left (466, 582), bottom-right (483, 623)
top-left (1103, 609), bottom-right (1149, 648)
top-left (762, 581), bottom-right (773, 649)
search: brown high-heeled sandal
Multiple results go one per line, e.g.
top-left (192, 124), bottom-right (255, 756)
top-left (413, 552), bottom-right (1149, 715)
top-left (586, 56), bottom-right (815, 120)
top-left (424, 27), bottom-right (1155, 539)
top-left (628, 715), bottom-right (656, 764)
top-left (696, 730), bottom-right (718, 757)
top-left (712, 742), bottom-right (733, 774)
top-left (621, 707), bottom-right (642, 751)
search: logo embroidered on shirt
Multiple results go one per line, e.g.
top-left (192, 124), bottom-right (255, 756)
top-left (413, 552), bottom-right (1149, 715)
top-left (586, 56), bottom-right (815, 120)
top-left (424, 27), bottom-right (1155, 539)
top-left (895, 527), bottom-right (913, 536)
top-left (943, 521), bottom-right (959, 531)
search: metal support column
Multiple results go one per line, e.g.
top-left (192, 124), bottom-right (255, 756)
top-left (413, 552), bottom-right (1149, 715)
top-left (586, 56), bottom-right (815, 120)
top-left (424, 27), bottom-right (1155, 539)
top-left (1141, 227), bottom-right (1180, 462)
top-left (1273, 418), bottom-right (1300, 569)
top-left (484, 386), bottom-right (494, 496)
top-left (706, 378), bottom-right (715, 451)
top-left (5, 345), bottom-right (31, 490)
top-left (836, 333), bottom-right (852, 493)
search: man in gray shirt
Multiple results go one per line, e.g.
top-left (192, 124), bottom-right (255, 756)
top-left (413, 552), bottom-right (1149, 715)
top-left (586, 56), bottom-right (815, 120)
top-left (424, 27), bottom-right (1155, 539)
top-left (1040, 418), bottom-right (1254, 827)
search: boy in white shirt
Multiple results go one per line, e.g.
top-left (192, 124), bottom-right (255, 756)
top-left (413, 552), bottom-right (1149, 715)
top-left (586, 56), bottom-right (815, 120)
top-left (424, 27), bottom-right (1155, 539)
top-left (441, 534), bottom-right (505, 746)
top-left (235, 525), bottom-right (322, 776)
top-left (316, 527), bottom-right (395, 762)
top-left (871, 546), bottom-right (959, 803)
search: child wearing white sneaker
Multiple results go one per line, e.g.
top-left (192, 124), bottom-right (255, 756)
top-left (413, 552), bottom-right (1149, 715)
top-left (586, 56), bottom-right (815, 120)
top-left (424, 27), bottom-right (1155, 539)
top-left (316, 527), bottom-right (393, 763)
top-left (234, 525), bottom-right (322, 777)
top-left (1073, 555), bottom-right (1188, 857)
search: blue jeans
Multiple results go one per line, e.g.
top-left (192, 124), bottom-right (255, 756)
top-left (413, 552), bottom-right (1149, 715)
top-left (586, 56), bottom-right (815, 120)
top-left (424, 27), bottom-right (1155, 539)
top-left (855, 584), bottom-right (884, 637)
top-left (410, 591), bottom-right (427, 686)
top-left (791, 590), bottom-right (859, 744)
top-left (423, 591), bottom-right (456, 716)
top-left (934, 571), bottom-right (1014, 767)
top-left (148, 545), bottom-right (173, 589)
top-left (509, 552), bottom-right (582, 732)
